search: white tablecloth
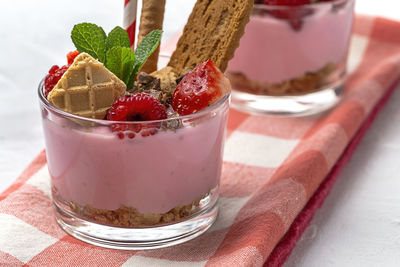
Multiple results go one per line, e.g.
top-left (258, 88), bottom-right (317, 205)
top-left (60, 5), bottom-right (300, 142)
top-left (1, 1), bottom-right (399, 266)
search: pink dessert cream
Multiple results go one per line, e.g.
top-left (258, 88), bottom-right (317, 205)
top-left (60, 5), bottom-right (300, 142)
top-left (227, 0), bottom-right (355, 95)
top-left (39, 23), bottom-right (231, 229)
top-left (43, 91), bottom-right (229, 226)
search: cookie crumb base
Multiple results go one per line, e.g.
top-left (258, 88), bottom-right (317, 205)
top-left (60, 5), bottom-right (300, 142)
top-left (68, 199), bottom-right (202, 227)
top-left (52, 186), bottom-right (207, 227)
top-left (227, 62), bottom-right (341, 96)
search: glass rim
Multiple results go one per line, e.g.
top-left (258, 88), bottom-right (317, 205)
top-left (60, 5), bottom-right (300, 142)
top-left (254, 0), bottom-right (353, 9)
top-left (38, 78), bottom-right (231, 125)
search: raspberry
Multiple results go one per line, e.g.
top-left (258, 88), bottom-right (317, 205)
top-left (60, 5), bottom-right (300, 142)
top-left (106, 93), bottom-right (168, 139)
top-left (44, 65), bottom-right (68, 97)
top-left (67, 50), bottom-right (80, 66)
top-left (171, 60), bottom-right (231, 116)
top-left (107, 93), bottom-right (167, 121)
top-left (48, 65), bottom-right (60, 75)
top-left (43, 51), bottom-right (79, 97)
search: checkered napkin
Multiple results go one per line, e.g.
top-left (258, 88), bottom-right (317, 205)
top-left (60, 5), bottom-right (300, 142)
top-left (2, 15), bottom-right (400, 267)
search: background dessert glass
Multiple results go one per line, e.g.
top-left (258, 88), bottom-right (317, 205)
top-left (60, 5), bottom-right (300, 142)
top-left (227, 0), bottom-right (355, 116)
top-left (38, 80), bottom-right (230, 250)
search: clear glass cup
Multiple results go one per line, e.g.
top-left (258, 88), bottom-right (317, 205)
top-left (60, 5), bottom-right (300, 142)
top-left (227, 0), bottom-right (355, 116)
top-left (38, 80), bottom-right (230, 250)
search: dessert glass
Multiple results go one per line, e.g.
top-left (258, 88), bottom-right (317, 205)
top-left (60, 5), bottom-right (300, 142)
top-left (38, 80), bottom-right (230, 250)
top-left (227, 0), bottom-right (355, 116)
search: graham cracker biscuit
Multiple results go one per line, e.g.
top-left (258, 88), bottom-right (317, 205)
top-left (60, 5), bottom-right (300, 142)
top-left (47, 53), bottom-right (126, 119)
top-left (168, 0), bottom-right (253, 75)
top-left (137, 0), bottom-right (166, 74)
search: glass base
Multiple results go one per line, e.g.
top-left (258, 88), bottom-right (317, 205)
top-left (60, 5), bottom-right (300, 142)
top-left (54, 195), bottom-right (218, 250)
top-left (231, 82), bottom-right (344, 117)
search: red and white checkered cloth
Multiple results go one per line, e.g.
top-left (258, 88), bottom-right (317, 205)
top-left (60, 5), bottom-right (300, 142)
top-left (2, 15), bottom-right (400, 266)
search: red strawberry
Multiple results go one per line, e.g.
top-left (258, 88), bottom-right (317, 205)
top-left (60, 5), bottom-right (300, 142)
top-left (106, 93), bottom-right (167, 139)
top-left (172, 60), bottom-right (231, 116)
top-left (67, 50), bottom-right (80, 66)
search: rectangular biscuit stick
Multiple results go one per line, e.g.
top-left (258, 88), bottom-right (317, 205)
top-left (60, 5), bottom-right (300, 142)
top-left (168, 0), bottom-right (253, 75)
top-left (137, 0), bottom-right (166, 74)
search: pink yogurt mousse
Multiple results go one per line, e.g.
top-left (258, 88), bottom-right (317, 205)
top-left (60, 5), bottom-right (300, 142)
top-left (44, 115), bottom-right (226, 214)
top-left (228, 3), bottom-right (354, 83)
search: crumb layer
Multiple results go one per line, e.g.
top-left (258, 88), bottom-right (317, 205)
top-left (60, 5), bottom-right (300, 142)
top-left (52, 185), bottom-right (205, 227)
top-left (68, 199), bottom-right (201, 227)
top-left (227, 62), bottom-right (340, 96)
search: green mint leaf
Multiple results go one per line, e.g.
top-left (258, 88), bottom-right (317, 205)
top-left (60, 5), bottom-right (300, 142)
top-left (132, 30), bottom-right (163, 76)
top-left (71, 23), bottom-right (107, 63)
top-left (126, 67), bottom-right (137, 91)
top-left (105, 47), bottom-right (135, 88)
top-left (106, 26), bottom-right (131, 51)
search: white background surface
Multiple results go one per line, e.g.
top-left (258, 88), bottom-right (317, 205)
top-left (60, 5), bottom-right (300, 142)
top-left (0, 1), bottom-right (399, 266)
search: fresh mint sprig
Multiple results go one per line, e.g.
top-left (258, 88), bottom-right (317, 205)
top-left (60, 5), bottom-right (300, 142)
top-left (106, 26), bottom-right (131, 51)
top-left (70, 22), bottom-right (162, 90)
top-left (71, 23), bottom-right (107, 63)
top-left (105, 47), bottom-right (136, 89)
top-left (133, 30), bottom-right (163, 76)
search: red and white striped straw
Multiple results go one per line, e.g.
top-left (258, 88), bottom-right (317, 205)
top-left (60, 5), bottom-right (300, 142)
top-left (123, 0), bottom-right (138, 49)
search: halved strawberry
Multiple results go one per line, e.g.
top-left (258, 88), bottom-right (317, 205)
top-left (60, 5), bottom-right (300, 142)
top-left (171, 60), bottom-right (231, 116)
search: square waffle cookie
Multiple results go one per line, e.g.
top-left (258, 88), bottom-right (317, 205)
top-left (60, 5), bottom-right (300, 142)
top-left (47, 53), bottom-right (126, 119)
